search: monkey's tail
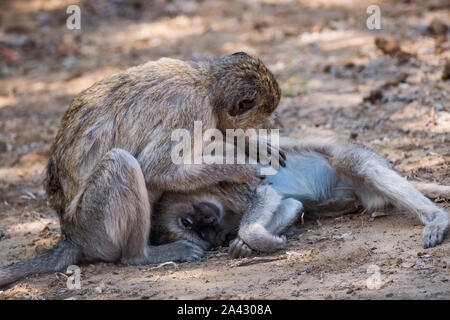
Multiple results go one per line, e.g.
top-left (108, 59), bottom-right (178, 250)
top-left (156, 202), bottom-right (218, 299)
top-left (0, 240), bottom-right (80, 288)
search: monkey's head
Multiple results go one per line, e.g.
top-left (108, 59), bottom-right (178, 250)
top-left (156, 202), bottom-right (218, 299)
top-left (208, 52), bottom-right (281, 131)
top-left (152, 195), bottom-right (226, 250)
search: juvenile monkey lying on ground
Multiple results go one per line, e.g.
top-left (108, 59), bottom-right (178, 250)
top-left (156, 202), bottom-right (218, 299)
top-left (154, 137), bottom-right (450, 257)
top-left (0, 52), bottom-right (283, 287)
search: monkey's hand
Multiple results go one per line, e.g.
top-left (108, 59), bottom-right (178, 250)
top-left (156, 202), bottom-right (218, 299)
top-left (168, 240), bottom-right (206, 262)
top-left (246, 136), bottom-right (286, 169)
top-left (229, 237), bottom-right (253, 258)
top-left (422, 209), bottom-right (450, 248)
top-left (229, 164), bottom-right (267, 184)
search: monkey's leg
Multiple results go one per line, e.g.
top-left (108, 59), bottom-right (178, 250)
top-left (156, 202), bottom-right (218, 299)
top-left (333, 145), bottom-right (449, 248)
top-left (230, 185), bottom-right (292, 258)
top-left (310, 197), bottom-right (362, 218)
top-left (229, 198), bottom-right (302, 258)
top-left (267, 198), bottom-right (303, 236)
top-left (78, 148), bottom-right (204, 264)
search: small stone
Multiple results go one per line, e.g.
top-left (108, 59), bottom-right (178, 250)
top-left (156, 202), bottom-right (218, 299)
top-left (375, 37), bottom-right (400, 55)
top-left (442, 61), bottom-right (450, 81)
top-left (0, 140), bottom-right (6, 152)
top-left (427, 19), bottom-right (448, 36)
top-left (94, 286), bottom-right (103, 294)
top-left (100, 282), bottom-right (107, 292)
top-left (346, 289), bottom-right (354, 294)
top-left (0, 230), bottom-right (5, 240)
top-left (364, 89), bottom-right (383, 104)
top-left (10, 243), bottom-right (19, 249)
top-left (400, 262), bottom-right (415, 269)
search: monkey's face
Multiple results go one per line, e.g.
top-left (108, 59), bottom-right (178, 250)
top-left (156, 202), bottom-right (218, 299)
top-left (188, 201), bottom-right (239, 248)
top-left (210, 52), bottom-right (281, 131)
top-left (153, 196), bottom-right (225, 250)
top-left (178, 202), bottom-right (222, 246)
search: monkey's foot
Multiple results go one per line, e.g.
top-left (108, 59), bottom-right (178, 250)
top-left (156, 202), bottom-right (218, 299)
top-left (144, 240), bottom-right (205, 263)
top-left (229, 237), bottom-right (253, 258)
top-left (422, 210), bottom-right (449, 248)
top-left (239, 222), bottom-right (287, 252)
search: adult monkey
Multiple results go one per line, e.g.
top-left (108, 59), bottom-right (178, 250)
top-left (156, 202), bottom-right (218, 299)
top-left (0, 52), bottom-right (282, 287)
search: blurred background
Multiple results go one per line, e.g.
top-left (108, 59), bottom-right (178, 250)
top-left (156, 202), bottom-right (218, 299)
top-left (0, 0), bottom-right (449, 299)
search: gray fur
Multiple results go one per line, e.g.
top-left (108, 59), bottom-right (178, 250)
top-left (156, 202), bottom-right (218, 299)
top-left (155, 137), bottom-right (450, 257)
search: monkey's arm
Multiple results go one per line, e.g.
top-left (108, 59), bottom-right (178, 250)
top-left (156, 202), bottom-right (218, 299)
top-left (146, 141), bottom-right (265, 193)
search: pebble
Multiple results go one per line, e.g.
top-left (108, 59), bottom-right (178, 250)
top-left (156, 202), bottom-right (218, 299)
top-left (427, 19), bottom-right (448, 36)
top-left (94, 286), bottom-right (103, 294)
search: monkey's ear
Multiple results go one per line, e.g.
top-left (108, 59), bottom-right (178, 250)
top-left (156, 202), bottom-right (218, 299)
top-left (231, 51), bottom-right (249, 57)
top-left (229, 97), bottom-right (257, 117)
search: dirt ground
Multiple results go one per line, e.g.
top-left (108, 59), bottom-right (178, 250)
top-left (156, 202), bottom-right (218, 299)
top-left (0, 0), bottom-right (449, 300)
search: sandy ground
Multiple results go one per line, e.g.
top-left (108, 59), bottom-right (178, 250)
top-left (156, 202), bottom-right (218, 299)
top-left (0, 0), bottom-right (449, 300)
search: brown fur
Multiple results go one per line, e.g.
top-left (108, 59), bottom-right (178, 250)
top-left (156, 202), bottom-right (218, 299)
top-left (0, 52), bottom-right (281, 287)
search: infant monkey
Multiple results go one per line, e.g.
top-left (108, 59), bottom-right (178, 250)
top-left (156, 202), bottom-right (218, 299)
top-left (153, 182), bottom-right (299, 253)
top-left (154, 137), bottom-right (450, 257)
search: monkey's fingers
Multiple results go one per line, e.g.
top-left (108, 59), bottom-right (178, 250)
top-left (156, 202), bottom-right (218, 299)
top-left (277, 151), bottom-right (286, 168)
top-left (263, 142), bottom-right (287, 168)
top-left (173, 240), bottom-right (205, 262)
top-left (233, 165), bottom-right (266, 184)
top-left (229, 237), bottom-right (253, 258)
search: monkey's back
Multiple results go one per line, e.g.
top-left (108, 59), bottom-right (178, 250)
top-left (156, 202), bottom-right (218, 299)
top-left (265, 152), bottom-right (355, 211)
top-left (45, 58), bottom-right (213, 219)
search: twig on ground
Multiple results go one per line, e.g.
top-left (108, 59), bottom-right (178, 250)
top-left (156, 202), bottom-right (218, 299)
top-left (232, 256), bottom-right (286, 267)
top-left (149, 261), bottom-right (178, 270)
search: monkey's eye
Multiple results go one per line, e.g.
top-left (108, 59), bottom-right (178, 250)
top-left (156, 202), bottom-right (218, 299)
top-left (180, 217), bottom-right (193, 230)
top-left (238, 99), bottom-right (256, 114)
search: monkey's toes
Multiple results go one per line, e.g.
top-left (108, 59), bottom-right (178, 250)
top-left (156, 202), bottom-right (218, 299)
top-left (229, 237), bottom-right (253, 258)
top-left (422, 222), bottom-right (447, 249)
